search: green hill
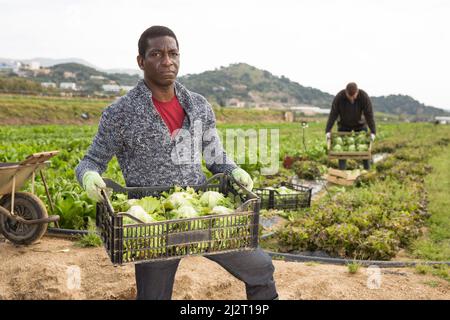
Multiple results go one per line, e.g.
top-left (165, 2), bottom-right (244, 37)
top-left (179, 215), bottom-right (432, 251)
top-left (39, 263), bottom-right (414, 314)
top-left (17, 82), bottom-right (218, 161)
top-left (371, 95), bottom-right (447, 118)
top-left (179, 63), bottom-right (448, 118)
top-left (179, 63), bottom-right (333, 108)
top-left (32, 63), bottom-right (141, 92)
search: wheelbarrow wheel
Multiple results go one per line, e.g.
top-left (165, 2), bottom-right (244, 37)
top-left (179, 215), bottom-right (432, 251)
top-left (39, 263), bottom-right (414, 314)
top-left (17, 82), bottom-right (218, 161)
top-left (0, 192), bottom-right (48, 245)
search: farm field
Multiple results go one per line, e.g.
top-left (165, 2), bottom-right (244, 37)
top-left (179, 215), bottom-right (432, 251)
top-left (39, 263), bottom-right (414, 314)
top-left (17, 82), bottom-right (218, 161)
top-left (1, 121), bottom-right (449, 261)
top-left (0, 94), bottom-right (297, 125)
top-left (3, 0), bottom-right (450, 303)
top-left (1, 107), bottom-right (449, 299)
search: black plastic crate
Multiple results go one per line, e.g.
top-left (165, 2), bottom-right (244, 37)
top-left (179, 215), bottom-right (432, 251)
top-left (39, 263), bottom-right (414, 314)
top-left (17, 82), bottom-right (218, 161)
top-left (254, 182), bottom-right (312, 210)
top-left (96, 173), bottom-right (260, 265)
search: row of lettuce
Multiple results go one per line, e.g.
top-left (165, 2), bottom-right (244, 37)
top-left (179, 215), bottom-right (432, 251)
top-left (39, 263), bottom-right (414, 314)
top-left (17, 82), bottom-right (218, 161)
top-left (0, 123), bottom-right (330, 229)
top-left (2, 123), bottom-right (448, 262)
top-left (270, 125), bottom-right (450, 260)
top-left (0, 123), bottom-right (416, 230)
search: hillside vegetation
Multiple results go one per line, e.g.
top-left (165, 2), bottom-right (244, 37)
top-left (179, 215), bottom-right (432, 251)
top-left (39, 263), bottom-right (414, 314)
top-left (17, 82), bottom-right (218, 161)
top-left (179, 63), bottom-right (448, 118)
top-left (179, 63), bottom-right (333, 108)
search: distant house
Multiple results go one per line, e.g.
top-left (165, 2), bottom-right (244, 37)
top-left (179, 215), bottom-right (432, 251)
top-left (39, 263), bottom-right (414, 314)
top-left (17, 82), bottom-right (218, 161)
top-left (0, 63), bottom-right (14, 73)
top-left (27, 61), bottom-right (40, 70)
top-left (435, 116), bottom-right (450, 124)
top-left (290, 105), bottom-right (330, 115)
top-left (18, 61), bottom-right (40, 71)
top-left (36, 68), bottom-right (51, 75)
top-left (41, 82), bottom-right (57, 88)
top-left (102, 84), bottom-right (121, 92)
top-left (12, 62), bottom-right (21, 73)
top-left (63, 71), bottom-right (76, 79)
top-left (90, 75), bottom-right (106, 80)
top-left (227, 98), bottom-right (246, 108)
top-left (213, 86), bottom-right (226, 92)
top-left (60, 82), bottom-right (77, 90)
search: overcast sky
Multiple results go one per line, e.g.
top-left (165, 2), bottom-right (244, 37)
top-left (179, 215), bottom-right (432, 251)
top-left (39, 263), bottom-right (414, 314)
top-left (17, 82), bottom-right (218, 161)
top-left (1, 0), bottom-right (449, 110)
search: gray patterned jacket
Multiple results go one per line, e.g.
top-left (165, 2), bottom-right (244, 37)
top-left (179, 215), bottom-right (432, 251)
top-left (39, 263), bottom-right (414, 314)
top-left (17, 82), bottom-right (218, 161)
top-left (75, 80), bottom-right (237, 188)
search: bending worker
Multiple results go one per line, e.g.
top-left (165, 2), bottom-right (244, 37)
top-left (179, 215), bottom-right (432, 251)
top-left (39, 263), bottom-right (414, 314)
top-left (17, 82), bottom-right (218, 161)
top-left (325, 82), bottom-right (376, 170)
top-left (75, 26), bottom-right (278, 300)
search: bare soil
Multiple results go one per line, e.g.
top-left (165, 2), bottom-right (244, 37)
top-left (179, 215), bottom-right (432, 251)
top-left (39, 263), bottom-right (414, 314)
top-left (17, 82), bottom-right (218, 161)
top-left (0, 236), bottom-right (448, 300)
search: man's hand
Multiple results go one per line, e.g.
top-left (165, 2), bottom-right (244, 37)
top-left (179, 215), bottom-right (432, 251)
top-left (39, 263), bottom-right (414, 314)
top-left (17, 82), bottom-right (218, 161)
top-left (370, 133), bottom-right (376, 142)
top-left (82, 171), bottom-right (106, 202)
top-left (326, 132), bottom-right (331, 141)
top-left (231, 168), bottom-right (254, 192)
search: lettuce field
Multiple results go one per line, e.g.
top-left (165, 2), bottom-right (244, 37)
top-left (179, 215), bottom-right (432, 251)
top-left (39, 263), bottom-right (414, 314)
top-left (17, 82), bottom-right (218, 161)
top-left (1, 120), bottom-right (449, 263)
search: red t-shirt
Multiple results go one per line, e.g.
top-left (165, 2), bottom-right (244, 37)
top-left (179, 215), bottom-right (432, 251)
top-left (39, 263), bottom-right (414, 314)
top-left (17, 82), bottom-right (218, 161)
top-left (152, 95), bottom-right (186, 136)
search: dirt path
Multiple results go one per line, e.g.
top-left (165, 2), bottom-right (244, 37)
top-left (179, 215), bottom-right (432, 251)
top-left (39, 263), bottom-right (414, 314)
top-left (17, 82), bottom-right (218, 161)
top-left (0, 236), bottom-right (448, 300)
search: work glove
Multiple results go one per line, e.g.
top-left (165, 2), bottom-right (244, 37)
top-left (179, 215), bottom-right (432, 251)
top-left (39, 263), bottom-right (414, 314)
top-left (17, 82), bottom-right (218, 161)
top-left (326, 132), bottom-right (331, 141)
top-left (370, 133), bottom-right (376, 142)
top-left (231, 168), bottom-right (254, 192)
top-left (82, 171), bottom-right (106, 202)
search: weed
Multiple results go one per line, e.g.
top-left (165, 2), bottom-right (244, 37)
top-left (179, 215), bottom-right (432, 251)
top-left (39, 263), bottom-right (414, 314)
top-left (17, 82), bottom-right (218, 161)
top-left (347, 262), bottom-right (361, 274)
top-left (423, 280), bottom-right (439, 288)
top-left (75, 219), bottom-right (102, 248)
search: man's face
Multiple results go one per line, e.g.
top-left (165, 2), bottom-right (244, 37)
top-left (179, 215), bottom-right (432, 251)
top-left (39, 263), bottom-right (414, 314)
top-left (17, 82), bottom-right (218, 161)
top-left (345, 90), bottom-right (359, 103)
top-left (137, 36), bottom-right (180, 87)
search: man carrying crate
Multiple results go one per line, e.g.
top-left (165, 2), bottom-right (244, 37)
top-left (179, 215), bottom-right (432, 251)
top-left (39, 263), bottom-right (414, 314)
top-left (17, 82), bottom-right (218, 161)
top-left (325, 82), bottom-right (376, 170)
top-left (75, 26), bottom-right (278, 300)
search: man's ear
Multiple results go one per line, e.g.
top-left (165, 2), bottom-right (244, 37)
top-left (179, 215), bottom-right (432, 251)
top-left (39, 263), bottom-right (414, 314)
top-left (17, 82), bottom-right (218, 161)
top-left (136, 55), bottom-right (144, 70)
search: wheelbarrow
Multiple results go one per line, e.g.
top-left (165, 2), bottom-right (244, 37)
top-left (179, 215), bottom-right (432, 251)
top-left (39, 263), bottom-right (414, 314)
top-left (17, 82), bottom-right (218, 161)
top-left (0, 151), bottom-right (60, 244)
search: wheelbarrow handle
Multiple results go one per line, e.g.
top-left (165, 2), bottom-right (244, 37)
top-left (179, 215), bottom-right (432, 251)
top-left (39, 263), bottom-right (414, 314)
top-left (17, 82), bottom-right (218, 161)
top-left (0, 205), bottom-right (59, 225)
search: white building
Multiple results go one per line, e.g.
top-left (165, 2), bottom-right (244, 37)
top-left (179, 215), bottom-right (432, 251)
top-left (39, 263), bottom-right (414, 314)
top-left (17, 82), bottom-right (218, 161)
top-left (227, 98), bottom-right (246, 108)
top-left (102, 84), bottom-right (121, 92)
top-left (41, 82), bottom-right (57, 88)
top-left (435, 116), bottom-right (450, 124)
top-left (290, 105), bottom-right (330, 115)
top-left (90, 75), bottom-right (106, 80)
top-left (29, 61), bottom-right (40, 70)
top-left (13, 61), bottom-right (21, 73)
top-left (60, 82), bottom-right (77, 90)
top-left (63, 71), bottom-right (76, 79)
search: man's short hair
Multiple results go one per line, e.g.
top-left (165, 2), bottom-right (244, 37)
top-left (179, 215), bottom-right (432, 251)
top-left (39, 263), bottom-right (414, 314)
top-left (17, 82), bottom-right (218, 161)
top-left (345, 82), bottom-right (358, 96)
top-left (138, 26), bottom-right (179, 57)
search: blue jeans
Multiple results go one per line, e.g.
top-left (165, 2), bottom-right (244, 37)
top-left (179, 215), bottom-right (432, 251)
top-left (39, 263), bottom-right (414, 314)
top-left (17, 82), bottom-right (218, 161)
top-left (135, 248), bottom-right (278, 300)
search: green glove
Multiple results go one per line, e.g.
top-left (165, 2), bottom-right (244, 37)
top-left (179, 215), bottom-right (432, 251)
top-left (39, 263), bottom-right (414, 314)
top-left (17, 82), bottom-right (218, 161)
top-left (231, 168), bottom-right (254, 192)
top-left (82, 171), bottom-right (106, 202)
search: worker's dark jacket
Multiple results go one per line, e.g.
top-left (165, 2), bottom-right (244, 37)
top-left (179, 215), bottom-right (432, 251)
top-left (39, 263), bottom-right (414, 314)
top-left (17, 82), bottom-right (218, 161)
top-left (325, 89), bottom-right (376, 134)
top-left (75, 80), bottom-right (237, 188)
